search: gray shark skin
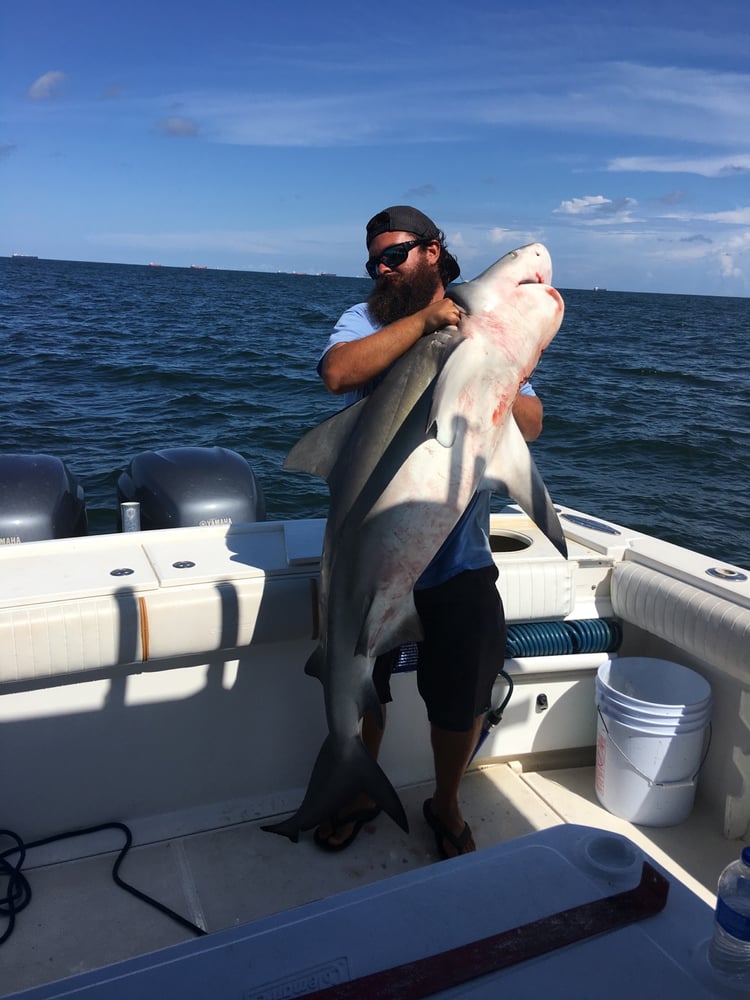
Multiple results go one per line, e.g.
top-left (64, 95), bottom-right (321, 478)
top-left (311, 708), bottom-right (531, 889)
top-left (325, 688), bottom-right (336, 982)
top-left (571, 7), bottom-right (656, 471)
top-left (262, 244), bottom-right (565, 842)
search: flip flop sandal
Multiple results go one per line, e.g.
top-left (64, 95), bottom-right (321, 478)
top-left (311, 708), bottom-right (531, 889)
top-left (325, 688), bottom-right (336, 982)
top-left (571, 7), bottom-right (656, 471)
top-left (423, 798), bottom-right (473, 860)
top-left (313, 805), bottom-right (382, 853)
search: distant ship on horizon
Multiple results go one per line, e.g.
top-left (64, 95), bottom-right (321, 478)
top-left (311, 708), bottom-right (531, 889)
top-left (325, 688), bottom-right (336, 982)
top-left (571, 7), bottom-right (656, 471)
top-left (11, 252), bottom-right (38, 260)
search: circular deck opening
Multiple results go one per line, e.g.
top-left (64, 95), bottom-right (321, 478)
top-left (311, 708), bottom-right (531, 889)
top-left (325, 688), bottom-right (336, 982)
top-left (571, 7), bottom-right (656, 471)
top-left (490, 531), bottom-right (533, 553)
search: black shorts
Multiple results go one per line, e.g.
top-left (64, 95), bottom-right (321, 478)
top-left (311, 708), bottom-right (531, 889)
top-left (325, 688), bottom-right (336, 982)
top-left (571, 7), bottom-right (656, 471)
top-left (372, 565), bottom-right (506, 732)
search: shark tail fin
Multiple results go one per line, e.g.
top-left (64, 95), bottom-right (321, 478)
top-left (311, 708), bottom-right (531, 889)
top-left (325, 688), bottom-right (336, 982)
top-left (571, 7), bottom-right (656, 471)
top-left (358, 741), bottom-right (409, 833)
top-left (261, 733), bottom-right (409, 842)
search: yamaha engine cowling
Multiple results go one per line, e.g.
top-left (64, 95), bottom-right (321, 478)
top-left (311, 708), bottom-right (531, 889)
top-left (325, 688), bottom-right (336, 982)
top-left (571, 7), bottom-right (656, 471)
top-left (117, 446), bottom-right (266, 530)
top-left (0, 453), bottom-right (88, 543)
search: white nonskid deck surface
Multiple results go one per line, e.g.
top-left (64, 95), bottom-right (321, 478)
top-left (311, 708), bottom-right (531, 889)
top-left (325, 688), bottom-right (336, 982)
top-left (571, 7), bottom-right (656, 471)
top-left (2, 762), bottom-right (739, 997)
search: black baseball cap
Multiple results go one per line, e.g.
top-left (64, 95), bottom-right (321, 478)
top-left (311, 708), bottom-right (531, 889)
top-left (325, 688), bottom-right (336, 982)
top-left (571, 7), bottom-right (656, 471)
top-left (365, 205), bottom-right (461, 284)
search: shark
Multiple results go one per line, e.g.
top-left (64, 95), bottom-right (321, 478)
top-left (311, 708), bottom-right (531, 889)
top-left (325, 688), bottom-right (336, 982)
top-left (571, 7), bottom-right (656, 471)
top-left (262, 243), bottom-right (566, 841)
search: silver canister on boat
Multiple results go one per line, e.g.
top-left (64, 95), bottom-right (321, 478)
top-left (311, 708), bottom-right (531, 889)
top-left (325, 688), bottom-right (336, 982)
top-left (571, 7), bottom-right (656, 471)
top-left (120, 501), bottom-right (141, 532)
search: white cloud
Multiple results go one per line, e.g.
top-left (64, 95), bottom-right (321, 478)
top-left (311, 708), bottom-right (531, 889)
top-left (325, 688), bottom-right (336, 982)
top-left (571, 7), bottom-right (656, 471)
top-left (28, 71), bottom-right (68, 100)
top-left (489, 227), bottom-right (516, 242)
top-left (184, 91), bottom-right (398, 147)
top-left (458, 61), bottom-right (750, 148)
top-left (18, 58), bottom-right (750, 154)
top-left (152, 59), bottom-right (750, 150)
top-left (444, 227), bottom-right (544, 271)
top-left (555, 196), bottom-right (611, 216)
top-left (554, 195), bottom-right (638, 223)
top-left (698, 207), bottom-right (750, 225)
top-left (608, 153), bottom-right (750, 177)
top-left (720, 254), bottom-right (742, 279)
top-left (661, 207), bottom-right (750, 225)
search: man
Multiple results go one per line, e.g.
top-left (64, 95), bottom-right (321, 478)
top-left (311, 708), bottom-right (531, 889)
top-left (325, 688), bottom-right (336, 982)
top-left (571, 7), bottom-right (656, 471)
top-left (315, 206), bottom-right (543, 858)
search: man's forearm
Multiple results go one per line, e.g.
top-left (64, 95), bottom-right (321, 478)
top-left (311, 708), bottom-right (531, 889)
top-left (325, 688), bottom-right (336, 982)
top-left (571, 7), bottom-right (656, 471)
top-left (512, 393), bottom-right (544, 442)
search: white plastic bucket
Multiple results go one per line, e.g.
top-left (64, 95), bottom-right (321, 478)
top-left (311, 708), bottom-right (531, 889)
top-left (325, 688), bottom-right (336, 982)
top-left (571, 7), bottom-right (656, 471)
top-left (595, 658), bottom-right (711, 827)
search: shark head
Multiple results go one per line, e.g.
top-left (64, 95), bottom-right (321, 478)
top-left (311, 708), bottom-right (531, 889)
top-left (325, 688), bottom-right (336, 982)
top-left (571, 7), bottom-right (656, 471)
top-left (444, 243), bottom-right (564, 377)
top-left (447, 243), bottom-right (555, 314)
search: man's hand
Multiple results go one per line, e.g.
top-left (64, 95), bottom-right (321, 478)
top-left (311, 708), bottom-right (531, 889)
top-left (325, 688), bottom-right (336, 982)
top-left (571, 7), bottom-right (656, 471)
top-left (419, 298), bottom-right (461, 335)
top-left (323, 297), bottom-right (461, 395)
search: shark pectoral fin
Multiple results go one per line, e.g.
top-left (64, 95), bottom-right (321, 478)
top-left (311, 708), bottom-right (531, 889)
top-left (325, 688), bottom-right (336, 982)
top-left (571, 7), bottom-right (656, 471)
top-left (304, 645), bottom-right (325, 681)
top-left (482, 416), bottom-right (568, 559)
top-left (425, 336), bottom-right (472, 447)
top-left (356, 595), bottom-right (424, 662)
top-left (284, 397), bottom-right (367, 480)
top-left (360, 671), bottom-right (384, 727)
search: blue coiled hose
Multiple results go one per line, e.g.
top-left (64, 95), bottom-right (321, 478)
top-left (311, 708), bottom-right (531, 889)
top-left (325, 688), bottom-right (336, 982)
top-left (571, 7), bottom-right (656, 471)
top-left (396, 619), bottom-right (622, 670)
top-left (394, 620), bottom-right (622, 761)
top-left (506, 618), bottom-right (622, 658)
top-left (474, 618), bottom-right (622, 760)
top-left (506, 621), bottom-right (574, 657)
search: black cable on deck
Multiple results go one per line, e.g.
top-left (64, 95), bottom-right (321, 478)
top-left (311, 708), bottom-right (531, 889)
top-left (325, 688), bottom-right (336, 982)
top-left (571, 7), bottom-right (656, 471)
top-left (0, 821), bottom-right (207, 948)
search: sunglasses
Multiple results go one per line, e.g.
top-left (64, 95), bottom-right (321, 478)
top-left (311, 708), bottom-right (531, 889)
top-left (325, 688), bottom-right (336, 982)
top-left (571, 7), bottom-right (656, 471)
top-left (365, 239), bottom-right (431, 279)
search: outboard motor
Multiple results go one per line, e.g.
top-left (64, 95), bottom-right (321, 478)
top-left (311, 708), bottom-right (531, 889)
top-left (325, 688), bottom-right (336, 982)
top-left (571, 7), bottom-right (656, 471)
top-left (116, 446), bottom-right (266, 530)
top-left (0, 453), bottom-right (88, 543)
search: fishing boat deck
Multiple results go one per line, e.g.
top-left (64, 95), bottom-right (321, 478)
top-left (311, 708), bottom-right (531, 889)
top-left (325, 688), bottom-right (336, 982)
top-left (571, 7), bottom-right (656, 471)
top-left (3, 758), bottom-right (739, 997)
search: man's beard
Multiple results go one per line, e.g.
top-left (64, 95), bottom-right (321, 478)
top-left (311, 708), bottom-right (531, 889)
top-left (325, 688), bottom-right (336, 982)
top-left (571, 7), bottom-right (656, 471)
top-left (367, 261), bottom-right (442, 327)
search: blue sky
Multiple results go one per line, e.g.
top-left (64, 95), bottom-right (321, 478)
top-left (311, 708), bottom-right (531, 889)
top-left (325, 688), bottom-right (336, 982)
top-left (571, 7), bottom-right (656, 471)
top-left (3, 0), bottom-right (749, 294)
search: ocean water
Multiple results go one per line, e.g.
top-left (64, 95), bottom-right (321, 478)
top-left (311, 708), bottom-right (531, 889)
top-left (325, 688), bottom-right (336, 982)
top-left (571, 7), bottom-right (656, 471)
top-left (2, 256), bottom-right (749, 570)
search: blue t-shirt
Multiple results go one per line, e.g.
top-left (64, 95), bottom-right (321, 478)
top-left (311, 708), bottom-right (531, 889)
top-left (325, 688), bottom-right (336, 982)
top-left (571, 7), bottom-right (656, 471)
top-left (319, 302), bottom-right (536, 589)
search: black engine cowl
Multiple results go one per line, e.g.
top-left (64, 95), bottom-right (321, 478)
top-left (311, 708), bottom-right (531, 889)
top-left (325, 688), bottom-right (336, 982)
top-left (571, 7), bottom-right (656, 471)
top-left (116, 446), bottom-right (266, 530)
top-left (0, 454), bottom-right (88, 543)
